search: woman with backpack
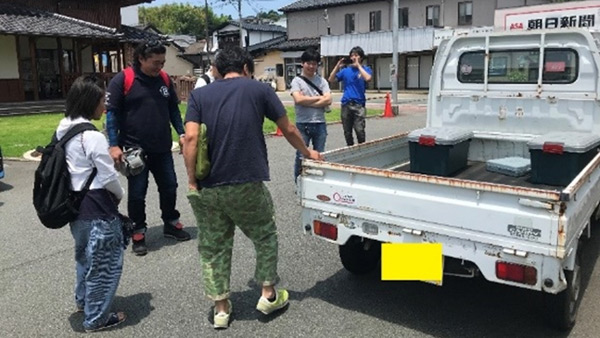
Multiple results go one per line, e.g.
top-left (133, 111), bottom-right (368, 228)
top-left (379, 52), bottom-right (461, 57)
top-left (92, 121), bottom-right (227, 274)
top-left (56, 76), bottom-right (127, 332)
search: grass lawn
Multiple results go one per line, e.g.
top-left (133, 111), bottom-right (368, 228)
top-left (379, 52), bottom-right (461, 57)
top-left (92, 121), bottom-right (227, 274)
top-left (0, 104), bottom-right (382, 158)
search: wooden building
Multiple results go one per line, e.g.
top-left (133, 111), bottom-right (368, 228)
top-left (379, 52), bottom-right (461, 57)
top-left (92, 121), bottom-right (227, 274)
top-left (0, 0), bottom-right (156, 103)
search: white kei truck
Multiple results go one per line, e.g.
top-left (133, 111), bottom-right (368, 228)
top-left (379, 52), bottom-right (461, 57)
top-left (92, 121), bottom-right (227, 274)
top-left (297, 28), bottom-right (600, 330)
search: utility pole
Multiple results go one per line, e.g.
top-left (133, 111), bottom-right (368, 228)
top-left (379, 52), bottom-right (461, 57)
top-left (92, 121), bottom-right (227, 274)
top-left (392, 0), bottom-right (399, 104)
top-left (221, 0), bottom-right (244, 48)
top-left (205, 0), bottom-right (210, 52)
top-left (238, 0), bottom-right (243, 48)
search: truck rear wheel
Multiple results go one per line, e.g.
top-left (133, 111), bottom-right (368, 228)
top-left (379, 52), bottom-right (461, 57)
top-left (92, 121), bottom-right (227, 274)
top-left (543, 242), bottom-right (582, 331)
top-left (339, 237), bottom-right (381, 275)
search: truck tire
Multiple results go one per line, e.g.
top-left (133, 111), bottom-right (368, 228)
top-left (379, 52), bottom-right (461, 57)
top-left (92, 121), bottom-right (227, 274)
top-left (543, 241), bottom-right (582, 331)
top-left (339, 237), bottom-right (381, 275)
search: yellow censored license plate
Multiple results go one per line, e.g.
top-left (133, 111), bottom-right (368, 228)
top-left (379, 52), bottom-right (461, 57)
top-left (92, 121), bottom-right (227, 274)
top-left (381, 243), bottom-right (443, 283)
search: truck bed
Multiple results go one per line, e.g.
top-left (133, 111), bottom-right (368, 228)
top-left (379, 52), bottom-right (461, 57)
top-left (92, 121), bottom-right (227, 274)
top-left (393, 161), bottom-right (561, 191)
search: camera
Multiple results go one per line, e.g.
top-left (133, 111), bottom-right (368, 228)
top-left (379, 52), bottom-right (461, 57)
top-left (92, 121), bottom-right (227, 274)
top-left (342, 57), bottom-right (353, 65)
top-left (119, 147), bottom-right (146, 177)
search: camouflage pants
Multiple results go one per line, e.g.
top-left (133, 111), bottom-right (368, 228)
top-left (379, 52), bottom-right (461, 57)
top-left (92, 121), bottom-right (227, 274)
top-left (187, 182), bottom-right (279, 301)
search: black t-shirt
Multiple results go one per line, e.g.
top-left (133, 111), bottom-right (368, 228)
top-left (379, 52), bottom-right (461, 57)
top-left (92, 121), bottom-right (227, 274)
top-left (106, 67), bottom-right (180, 153)
top-left (185, 77), bottom-right (286, 188)
top-left (77, 189), bottom-right (119, 221)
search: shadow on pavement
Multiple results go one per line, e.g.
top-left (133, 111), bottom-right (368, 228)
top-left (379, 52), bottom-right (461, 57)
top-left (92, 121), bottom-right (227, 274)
top-left (283, 231), bottom-right (600, 338)
top-left (67, 292), bottom-right (153, 333)
top-left (137, 224), bottom-right (198, 254)
top-left (0, 181), bottom-right (14, 192)
top-left (200, 288), bottom-right (290, 328)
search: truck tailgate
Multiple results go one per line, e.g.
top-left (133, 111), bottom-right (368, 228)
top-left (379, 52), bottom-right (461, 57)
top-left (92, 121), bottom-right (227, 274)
top-left (299, 134), bottom-right (567, 256)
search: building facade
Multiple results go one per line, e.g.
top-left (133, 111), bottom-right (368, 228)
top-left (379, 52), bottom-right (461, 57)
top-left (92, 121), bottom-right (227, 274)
top-left (0, 0), bottom-right (156, 103)
top-left (281, 0), bottom-right (552, 91)
top-left (211, 21), bottom-right (287, 51)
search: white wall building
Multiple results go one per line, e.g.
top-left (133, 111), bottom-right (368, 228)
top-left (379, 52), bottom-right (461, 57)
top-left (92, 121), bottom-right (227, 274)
top-left (120, 5), bottom-right (139, 26)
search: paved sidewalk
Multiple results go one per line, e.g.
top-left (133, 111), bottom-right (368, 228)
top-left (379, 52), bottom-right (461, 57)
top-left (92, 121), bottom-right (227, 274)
top-left (277, 90), bottom-right (428, 106)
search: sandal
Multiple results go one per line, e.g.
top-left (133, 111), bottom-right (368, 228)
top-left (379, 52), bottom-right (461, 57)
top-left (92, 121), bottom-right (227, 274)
top-left (85, 312), bottom-right (126, 332)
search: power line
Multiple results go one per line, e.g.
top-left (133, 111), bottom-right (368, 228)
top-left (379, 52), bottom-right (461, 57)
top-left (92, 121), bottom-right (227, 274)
top-left (245, 0), bottom-right (267, 14)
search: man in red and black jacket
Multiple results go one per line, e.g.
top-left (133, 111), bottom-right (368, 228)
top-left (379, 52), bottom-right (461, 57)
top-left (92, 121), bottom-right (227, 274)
top-left (106, 40), bottom-right (190, 256)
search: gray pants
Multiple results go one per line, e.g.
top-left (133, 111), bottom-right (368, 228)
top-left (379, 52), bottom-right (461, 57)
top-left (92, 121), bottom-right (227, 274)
top-left (341, 102), bottom-right (366, 146)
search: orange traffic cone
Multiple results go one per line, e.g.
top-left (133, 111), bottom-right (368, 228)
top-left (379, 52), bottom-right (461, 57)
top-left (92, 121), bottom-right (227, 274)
top-left (275, 127), bottom-right (283, 136)
top-left (383, 92), bottom-right (394, 118)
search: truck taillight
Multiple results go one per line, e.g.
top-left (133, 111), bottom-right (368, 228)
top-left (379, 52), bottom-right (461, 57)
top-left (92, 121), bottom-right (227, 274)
top-left (418, 135), bottom-right (436, 147)
top-left (313, 220), bottom-right (337, 240)
top-left (496, 261), bottom-right (537, 285)
top-left (542, 142), bottom-right (564, 154)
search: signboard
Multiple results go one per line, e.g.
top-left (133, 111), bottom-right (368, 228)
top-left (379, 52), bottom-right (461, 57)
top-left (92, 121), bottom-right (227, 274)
top-left (496, 1), bottom-right (600, 31)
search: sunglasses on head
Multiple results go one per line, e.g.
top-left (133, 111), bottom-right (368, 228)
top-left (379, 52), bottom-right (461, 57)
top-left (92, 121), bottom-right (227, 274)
top-left (144, 40), bottom-right (161, 49)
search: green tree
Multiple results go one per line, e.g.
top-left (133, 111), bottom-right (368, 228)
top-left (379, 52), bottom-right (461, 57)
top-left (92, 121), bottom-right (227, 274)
top-left (256, 10), bottom-right (282, 22)
top-left (139, 3), bottom-right (229, 38)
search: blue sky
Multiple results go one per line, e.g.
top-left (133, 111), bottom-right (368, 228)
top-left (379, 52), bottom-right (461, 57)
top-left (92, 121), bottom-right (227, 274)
top-left (146, 0), bottom-right (292, 18)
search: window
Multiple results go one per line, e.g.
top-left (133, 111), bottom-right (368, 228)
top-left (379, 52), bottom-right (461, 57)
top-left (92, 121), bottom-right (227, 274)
top-left (370, 10), bottom-right (382, 31)
top-left (426, 5), bottom-right (440, 27)
top-left (276, 64), bottom-right (283, 77)
top-left (345, 13), bottom-right (355, 33)
top-left (458, 2), bottom-right (473, 26)
top-left (62, 50), bottom-right (76, 73)
top-left (399, 7), bottom-right (409, 28)
top-left (457, 49), bottom-right (578, 84)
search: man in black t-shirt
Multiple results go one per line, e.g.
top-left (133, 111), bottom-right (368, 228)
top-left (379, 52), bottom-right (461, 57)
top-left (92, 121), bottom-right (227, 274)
top-left (183, 47), bottom-right (322, 329)
top-left (106, 41), bottom-right (190, 256)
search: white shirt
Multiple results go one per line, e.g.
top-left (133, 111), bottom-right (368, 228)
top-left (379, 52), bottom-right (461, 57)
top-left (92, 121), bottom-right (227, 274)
top-left (55, 117), bottom-right (124, 199)
top-left (194, 77), bottom-right (208, 89)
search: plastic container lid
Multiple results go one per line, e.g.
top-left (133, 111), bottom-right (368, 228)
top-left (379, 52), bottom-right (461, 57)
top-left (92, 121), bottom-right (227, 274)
top-left (528, 132), bottom-right (600, 153)
top-left (408, 127), bottom-right (473, 146)
top-left (486, 157), bottom-right (531, 177)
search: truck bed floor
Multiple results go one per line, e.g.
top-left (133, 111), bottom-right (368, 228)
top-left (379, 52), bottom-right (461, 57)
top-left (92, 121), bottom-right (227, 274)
top-left (394, 161), bottom-right (562, 191)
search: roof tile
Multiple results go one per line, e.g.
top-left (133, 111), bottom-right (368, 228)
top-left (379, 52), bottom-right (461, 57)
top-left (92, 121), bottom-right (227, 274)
top-left (276, 37), bottom-right (320, 51)
top-left (0, 4), bottom-right (117, 39)
top-left (280, 0), bottom-right (372, 13)
top-left (223, 20), bottom-right (286, 33)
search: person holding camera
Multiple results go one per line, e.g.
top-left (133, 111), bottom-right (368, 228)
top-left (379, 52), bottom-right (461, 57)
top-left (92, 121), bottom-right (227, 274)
top-left (327, 46), bottom-right (372, 146)
top-left (106, 40), bottom-right (191, 256)
top-left (290, 48), bottom-right (332, 181)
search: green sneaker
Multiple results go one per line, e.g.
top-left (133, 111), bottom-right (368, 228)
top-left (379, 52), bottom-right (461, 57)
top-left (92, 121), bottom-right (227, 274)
top-left (256, 289), bottom-right (289, 315)
top-left (213, 300), bottom-right (232, 329)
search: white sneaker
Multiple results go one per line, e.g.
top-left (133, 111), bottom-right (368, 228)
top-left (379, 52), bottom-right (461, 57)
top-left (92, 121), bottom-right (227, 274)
top-left (213, 300), bottom-right (232, 329)
top-left (256, 289), bottom-right (289, 315)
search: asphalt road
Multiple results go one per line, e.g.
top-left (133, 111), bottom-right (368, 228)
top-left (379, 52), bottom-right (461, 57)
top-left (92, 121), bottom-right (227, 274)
top-left (1, 111), bottom-right (600, 337)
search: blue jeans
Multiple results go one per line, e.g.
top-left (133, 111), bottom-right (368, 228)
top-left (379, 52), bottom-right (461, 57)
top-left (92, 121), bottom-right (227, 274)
top-left (295, 122), bottom-right (327, 180)
top-left (127, 151), bottom-right (180, 232)
top-left (70, 217), bottom-right (124, 330)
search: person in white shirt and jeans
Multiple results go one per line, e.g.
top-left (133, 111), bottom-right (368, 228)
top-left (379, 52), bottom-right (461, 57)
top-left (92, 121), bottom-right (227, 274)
top-left (56, 76), bottom-right (127, 332)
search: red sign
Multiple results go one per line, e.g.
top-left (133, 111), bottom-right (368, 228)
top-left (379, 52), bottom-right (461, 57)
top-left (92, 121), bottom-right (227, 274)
top-left (510, 22), bottom-right (524, 30)
top-left (545, 61), bottom-right (566, 72)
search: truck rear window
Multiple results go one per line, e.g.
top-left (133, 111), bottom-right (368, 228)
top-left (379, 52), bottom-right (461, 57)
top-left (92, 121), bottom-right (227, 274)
top-left (458, 49), bottom-right (578, 84)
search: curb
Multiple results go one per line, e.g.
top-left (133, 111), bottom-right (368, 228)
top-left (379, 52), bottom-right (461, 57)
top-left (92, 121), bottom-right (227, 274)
top-left (23, 150), bottom-right (41, 162)
top-left (11, 141), bottom-right (182, 163)
top-left (267, 113), bottom-right (404, 137)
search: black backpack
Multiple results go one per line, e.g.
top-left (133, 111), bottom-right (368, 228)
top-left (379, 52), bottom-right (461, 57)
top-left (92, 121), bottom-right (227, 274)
top-left (33, 123), bottom-right (98, 229)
